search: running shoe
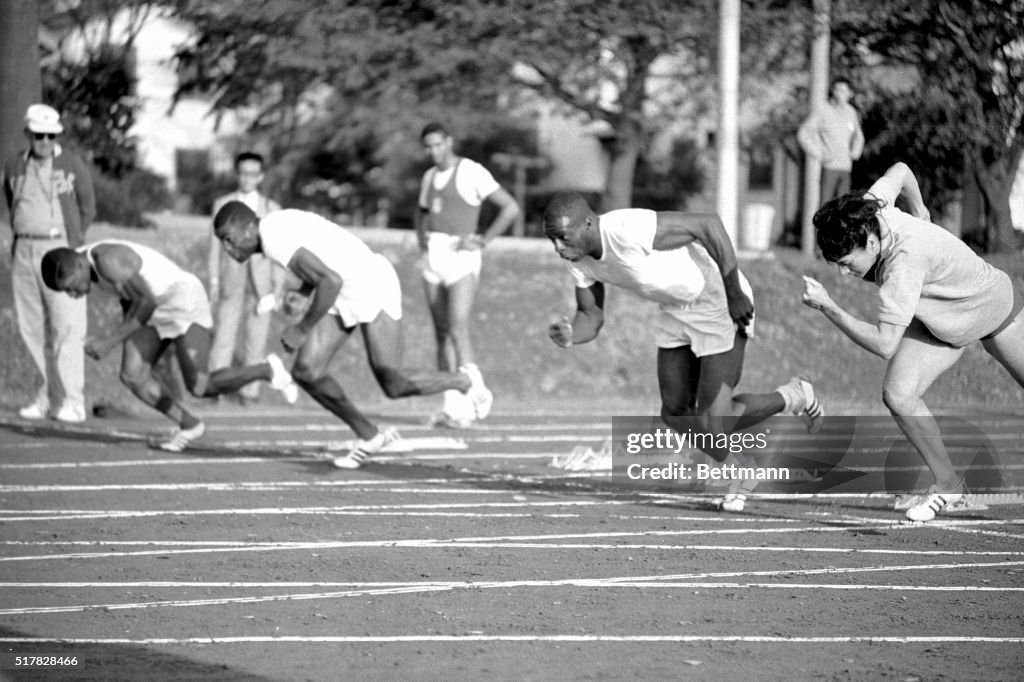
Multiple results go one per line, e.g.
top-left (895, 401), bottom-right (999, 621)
top-left (332, 426), bottom-right (401, 469)
top-left (266, 353), bottom-right (299, 404)
top-left (19, 399), bottom-right (49, 420)
top-left (905, 483), bottom-right (965, 522)
top-left (430, 411), bottom-right (475, 430)
top-left (156, 422), bottom-right (206, 452)
top-left (778, 376), bottom-right (825, 433)
top-left (893, 493), bottom-right (924, 511)
top-left (460, 363), bottom-right (493, 420)
top-left (718, 493), bottom-right (747, 512)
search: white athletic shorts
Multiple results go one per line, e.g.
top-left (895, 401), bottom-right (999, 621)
top-left (419, 232), bottom-right (482, 287)
top-left (150, 274), bottom-right (214, 339)
top-left (331, 254), bottom-right (403, 327)
top-left (655, 275), bottom-right (755, 357)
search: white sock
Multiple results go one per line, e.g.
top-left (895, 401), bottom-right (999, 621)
top-left (774, 380), bottom-right (800, 414)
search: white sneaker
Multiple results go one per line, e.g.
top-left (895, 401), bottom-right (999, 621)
top-left (719, 493), bottom-right (747, 512)
top-left (18, 400), bottom-right (49, 420)
top-left (430, 411), bottom-right (475, 430)
top-left (893, 493), bottom-right (925, 511)
top-left (779, 377), bottom-right (824, 433)
top-left (332, 426), bottom-right (400, 469)
top-left (460, 364), bottom-right (493, 420)
top-left (266, 353), bottom-right (299, 404)
top-left (156, 422), bottom-right (206, 452)
top-left (53, 405), bottom-right (86, 423)
top-left (906, 486), bottom-right (965, 522)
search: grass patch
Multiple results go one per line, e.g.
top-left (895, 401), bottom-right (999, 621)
top-left (1, 213), bottom-right (1021, 416)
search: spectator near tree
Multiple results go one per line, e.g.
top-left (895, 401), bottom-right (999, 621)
top-left (798, 77), bottom-right (865, 205)
top-left (2, 104), bottom-right (94, 423)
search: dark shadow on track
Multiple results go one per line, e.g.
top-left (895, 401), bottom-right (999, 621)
top-left (0, 626), bottom-right (279, 682)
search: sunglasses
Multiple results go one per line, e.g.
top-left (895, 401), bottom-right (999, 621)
top-left (32, 133), bottom-right (57, 141)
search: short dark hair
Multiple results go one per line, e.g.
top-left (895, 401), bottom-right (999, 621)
top-left (543, 192), bottom-right (592, 237)
top-left (813, 192), bottom-right (885, 262)
top-left (234, 151), bottom-right (265, 171)
top-left (213, 200), bottom-right (257, 232)
top-left (40, 247), bottom-right (79, 291)
top-left (420, 122), bottom-right (449, 140)
top-left (830, 77), bottom-right (852, 94)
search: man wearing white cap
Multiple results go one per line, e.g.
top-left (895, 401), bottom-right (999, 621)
top-left (2, 104), bottom-right (95, 422)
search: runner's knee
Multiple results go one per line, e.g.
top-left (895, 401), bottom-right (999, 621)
top-left (374, 366), bottom-right (416, 399)
top-left (882, 384), bottom-right (919, 415)
top-left (290, 362), bottom-right (321, 388)
top-left (119, 365), bottom-right (148, 391)
top-left (188, 372), bottom-right (210, 397)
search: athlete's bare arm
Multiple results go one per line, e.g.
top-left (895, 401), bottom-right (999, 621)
top-left (880, 162), bottom-right (931, 222)
top-left (414, 204), bottom-right (431, 251)
top-left (281, 247), bottom-right (343, 351)
top-left (652, 212), bottom-right (754, 328)
top-left (801, 275), bottom-right (907, 358)
top-left (550, 282), bottom-right (605, 348)
top-left (476, 186), bottom-right (520, 246)
top-left (87, 245), bottom-right (157, 358)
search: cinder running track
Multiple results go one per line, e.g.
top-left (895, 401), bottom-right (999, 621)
top-left (1, 407), bottom-right (1022, 681)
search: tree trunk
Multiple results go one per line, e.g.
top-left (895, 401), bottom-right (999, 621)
top-left (601, 132), bottom-right (641, 212)
top-left (960, 157), bottom-right (985, 244)
top-left (976, 158), bottom-right (1018, 253)
top-left (0, 0), bottom-right (41, 175)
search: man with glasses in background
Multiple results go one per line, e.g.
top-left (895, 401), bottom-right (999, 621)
top-left (2, 104), bottom-right (95, 422)
top-left (207, 151), bottom-right (285, 406)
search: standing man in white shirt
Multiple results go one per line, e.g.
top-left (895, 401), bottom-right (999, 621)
top-left (208, 152), bottom-right (285, 406)
top-left (798, 77), bottom-right (866, 205)
top-left (415, 122), bottom-right (519, 428)
top-left (213, 202), bottom-right (494, 468)
top-left (544, 192), bottom-right (824, 512)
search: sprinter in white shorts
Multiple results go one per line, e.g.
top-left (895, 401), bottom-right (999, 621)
top-left (415, 122), bottom-right (519, 428)
top-left (40, 240), bottom-right (298, 451)
top-left (213, 202), bottom-right (494, 468)
top-left (543, 192), bottom-right (824, 511)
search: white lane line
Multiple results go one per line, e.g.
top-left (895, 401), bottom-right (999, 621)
top-left (0, 483), bottom-right (516, 493)
top-left (0, 452), bottom-right (570, 469)
top-left (2, 562), bottom-right (1023, 615)
top-left (3, 541), bottom-right (1021, 556)
top-left (4, 542), bottom-right (1023, 557)
top-left (930, 525), bottom-right (1024, 541)
top-left (2, 579), bottom-right (1022, 589)
top-left (0, 635), bottom-right (1020, 644)
top-left (0, 457), bottom-right (313, 470)
top-left (0, 442), bottom-right (116, 450)
top-left (0, 501), bottom-right (801, 520)
top-left (0, 526), bottom-right (1006, 562)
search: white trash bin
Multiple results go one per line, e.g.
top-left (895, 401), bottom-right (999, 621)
top-left (742, 203), bottom-right (776, 252)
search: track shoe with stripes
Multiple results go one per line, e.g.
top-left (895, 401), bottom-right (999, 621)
top-left (332, 426), bottom-right (400, 469)
top-left (905, 485), bottom-right (964, 522)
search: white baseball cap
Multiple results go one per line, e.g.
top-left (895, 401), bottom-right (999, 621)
top-left (24, 104), bottom-right (64, 135)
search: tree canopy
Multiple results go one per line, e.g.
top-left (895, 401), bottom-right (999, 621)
top-left (171, 0), bottom-right (813, 214)
top-left (833, 0), bottom-right (1024, 250)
